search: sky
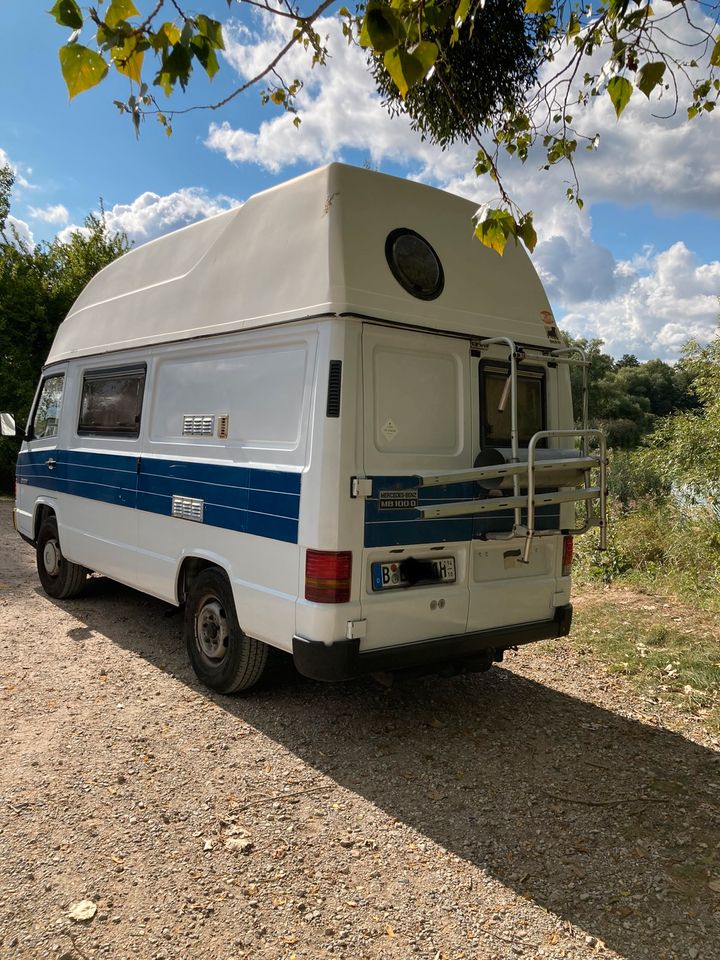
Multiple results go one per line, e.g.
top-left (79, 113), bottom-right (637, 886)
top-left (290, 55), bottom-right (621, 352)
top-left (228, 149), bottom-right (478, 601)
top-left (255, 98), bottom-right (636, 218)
top-left (1, 1), bottom-right (718, 361)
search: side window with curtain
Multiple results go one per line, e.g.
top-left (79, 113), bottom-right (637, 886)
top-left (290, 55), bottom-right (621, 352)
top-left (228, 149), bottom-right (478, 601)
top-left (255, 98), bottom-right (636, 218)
top-left (30, 375), bottom-right (65, 440)
top-left (78, 365), bottom-right (146, 438)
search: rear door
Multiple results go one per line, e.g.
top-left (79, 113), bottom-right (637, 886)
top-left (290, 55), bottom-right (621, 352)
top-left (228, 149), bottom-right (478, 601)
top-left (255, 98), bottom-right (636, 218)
top-left (466, 353), bottom-right (562, 630)
top-left (359, 324), bottom-right (474, 650)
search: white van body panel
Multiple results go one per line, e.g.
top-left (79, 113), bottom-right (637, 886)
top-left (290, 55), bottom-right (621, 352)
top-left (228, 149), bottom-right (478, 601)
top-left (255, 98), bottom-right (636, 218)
top-left (15, 163), bottom-right (589, 685)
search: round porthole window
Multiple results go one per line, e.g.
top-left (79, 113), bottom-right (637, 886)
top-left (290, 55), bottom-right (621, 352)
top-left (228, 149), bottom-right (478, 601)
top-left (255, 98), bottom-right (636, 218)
top-left (385, 228), bottom-right (444, 301)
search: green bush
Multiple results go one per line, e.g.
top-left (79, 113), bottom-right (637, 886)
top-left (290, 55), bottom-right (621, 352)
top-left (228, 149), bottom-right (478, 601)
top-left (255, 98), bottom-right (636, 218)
top-left (607, 448), bottom-right (671, 506)
top-left (575, 497), bottom-right (720, 608)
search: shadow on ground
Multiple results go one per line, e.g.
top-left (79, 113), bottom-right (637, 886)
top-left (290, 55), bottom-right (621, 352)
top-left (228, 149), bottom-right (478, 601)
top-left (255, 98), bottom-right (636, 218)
top-left (43, 574), bottom-right (720, 959)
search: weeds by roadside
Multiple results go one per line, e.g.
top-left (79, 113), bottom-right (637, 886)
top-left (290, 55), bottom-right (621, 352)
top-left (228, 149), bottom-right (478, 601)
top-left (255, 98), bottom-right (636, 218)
top-left (575, 500), bottom-right (720, 611)
top-left (570, 590), bottom-right (720, 733)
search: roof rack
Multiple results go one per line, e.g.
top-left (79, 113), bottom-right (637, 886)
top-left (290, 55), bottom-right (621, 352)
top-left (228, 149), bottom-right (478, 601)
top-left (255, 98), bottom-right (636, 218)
top-left (416, 337), bottom-right (607, 561)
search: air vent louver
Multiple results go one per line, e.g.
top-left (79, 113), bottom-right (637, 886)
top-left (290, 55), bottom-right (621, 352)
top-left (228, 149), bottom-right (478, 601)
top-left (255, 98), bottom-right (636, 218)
top-left (326, 360), bottom-right (342, 418)
top-left (183, 415), bottom-right (214, 436)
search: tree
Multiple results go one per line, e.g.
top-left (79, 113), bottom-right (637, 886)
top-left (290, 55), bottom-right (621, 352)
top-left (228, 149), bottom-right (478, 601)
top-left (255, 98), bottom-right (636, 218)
top-left (49, 1), bottom-right (720, 253)
top-left (644, 329), bottom-right (720, 506)
top-left (562, 331), bottom-right (700, 448)
top-left (0, 167), bottom-right (129, 491)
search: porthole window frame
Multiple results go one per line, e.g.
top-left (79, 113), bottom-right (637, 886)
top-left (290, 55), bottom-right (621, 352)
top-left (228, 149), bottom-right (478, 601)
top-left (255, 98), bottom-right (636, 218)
top-left (385, 227), bottom-right (444, 301)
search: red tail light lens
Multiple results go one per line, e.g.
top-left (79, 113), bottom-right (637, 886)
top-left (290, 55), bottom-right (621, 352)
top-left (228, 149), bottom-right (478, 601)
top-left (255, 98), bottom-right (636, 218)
top-left (562, 535), bottom-right (574, 577)
top-left (305, 549), bottom-right (352, 603)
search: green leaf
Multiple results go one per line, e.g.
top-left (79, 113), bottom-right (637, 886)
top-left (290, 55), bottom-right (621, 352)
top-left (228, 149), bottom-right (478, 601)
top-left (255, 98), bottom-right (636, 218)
top-left (524, 0), bottom-right (553, 13)
top-left (360, 0), bottom-right (405, 53)
top-left (154, 43), bottom-right (193, 96)
top-left (411, 40), bottom-right (438, 74)
top-left (59, 43), bottom-right (109, 98)
top-left (453, 0), bottom-right (472, 30)
top-left (424, 3), bottom-right (452, 32)
top-left (190, 35), bottom-right (220, 79)
top-left (112, 36), bottom-right (144, 83)
top-left (105, 0), bottom-right (139, 29)
top-left (517, 214), bottom-right (537, 252)
top-left (49, 0), bottom-right (83, 30)
top-left (383, 46), bottom-right (432, 97)
top-left (150, 21), bottom-right (182, 53)
top-left (711, 36), bottom-right (720, 68)
top-left (196, 15), bottom-right (225, 50)
top-left (636, 61), bottom-right (665, 98)
top-left (474, 208), bottom-right (517, 257)
top-left (97, 24), bottom-right (121, 48)
top-left (607, 75), bottom-right (632, 118)
top-left (567, 11), bottom-right (581, 37)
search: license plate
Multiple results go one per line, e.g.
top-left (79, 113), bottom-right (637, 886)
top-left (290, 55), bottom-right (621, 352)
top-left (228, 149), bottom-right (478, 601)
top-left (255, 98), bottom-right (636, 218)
top-left (371, 557), bottom-right (456, 591)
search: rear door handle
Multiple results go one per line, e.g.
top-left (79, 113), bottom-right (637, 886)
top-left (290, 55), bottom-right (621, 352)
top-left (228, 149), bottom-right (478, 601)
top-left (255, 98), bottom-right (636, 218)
top-left (45, 458), bottom-right (57, 470)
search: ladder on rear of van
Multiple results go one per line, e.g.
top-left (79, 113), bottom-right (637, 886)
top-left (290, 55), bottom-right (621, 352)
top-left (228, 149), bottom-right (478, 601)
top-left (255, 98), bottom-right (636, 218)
top-left (416, 337), bottom-right (607, 563)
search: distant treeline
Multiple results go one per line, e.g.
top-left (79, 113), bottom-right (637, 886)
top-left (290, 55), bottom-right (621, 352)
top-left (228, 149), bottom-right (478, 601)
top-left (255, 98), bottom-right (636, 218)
top-left (564, 335), bottom-right (699, 449)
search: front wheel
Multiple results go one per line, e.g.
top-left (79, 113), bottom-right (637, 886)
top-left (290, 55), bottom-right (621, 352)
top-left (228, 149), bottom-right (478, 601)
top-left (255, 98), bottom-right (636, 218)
top-left (36, 517), bottom-right (87, 599)
top-left (184, 568), bottom-right (268, 694)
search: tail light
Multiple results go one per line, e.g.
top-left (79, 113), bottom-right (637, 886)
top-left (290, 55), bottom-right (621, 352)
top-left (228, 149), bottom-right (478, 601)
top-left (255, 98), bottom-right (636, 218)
top-left (305, 549), bottom-right (352, 603)
top-left (562, 535), bottom-right (574, 577)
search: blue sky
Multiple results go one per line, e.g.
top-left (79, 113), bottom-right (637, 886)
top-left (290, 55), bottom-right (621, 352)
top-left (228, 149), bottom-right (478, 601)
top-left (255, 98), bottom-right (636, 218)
top-left (1, 1), bottom-right (718, 360)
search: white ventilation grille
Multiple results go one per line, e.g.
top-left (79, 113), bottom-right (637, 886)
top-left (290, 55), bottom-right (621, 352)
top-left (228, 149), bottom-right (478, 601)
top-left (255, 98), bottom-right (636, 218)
top-left (183, 415), bottom-right (215, 436)
top-left (217, 414), bottom-right (229, 439)
top-left (171, 496), bottom-right (204, 523)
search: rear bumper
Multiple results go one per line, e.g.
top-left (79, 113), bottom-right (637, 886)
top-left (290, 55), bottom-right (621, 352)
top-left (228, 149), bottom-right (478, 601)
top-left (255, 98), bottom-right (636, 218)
top-left (292, 604), bottom-right (572, 682)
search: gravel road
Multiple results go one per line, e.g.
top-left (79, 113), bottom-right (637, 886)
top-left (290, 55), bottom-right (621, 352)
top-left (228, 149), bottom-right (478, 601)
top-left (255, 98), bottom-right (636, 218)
top-left (1, 499), bottom-right (719, 960)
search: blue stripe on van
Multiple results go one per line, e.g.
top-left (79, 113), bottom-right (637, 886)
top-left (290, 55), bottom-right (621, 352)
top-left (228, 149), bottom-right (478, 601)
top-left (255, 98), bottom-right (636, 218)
top-left (364, 475), bottom-right (560, 548)
top-left (16, 450), bottom-right (301, 544)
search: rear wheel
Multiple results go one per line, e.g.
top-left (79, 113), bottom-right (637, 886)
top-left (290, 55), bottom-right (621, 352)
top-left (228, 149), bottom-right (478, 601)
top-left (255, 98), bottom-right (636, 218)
top-left (36, 517), bottom-right (87, 599)
top-left (184, 568), bottom-right (268, 694)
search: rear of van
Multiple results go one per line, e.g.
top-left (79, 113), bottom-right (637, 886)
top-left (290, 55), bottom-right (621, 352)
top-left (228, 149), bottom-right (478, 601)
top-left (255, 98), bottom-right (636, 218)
top-left (291, 318), bottom-right (579, 681)
top-left (286, 166), bottom-right (606, 682)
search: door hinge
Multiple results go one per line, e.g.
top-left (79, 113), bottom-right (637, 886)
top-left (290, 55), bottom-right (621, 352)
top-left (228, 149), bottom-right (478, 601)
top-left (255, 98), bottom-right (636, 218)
top-left (351, 477), bottom-right (373, 498)
top-left (346, 619), bottom-right (367, 640)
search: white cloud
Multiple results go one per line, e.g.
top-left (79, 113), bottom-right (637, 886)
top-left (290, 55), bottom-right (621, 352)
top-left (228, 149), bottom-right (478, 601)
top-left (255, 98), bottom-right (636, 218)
top-left (58, 187), bottom-right (241, 246)
top-left (6, 215), bottom-right (34, 247)
top-left (28, 203), bottom-right (69, 226)
top-left (0, 146), bottom-right (35, 192)
top-left (206, 16), bottom-right (437, 173)
top-left (560, 242), bottom-right (720, 359)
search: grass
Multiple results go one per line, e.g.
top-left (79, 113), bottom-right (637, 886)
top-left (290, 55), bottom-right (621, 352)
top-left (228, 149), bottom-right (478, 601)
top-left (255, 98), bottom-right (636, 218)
top-left (574, 498), bottom-right (720, 613)
top-left (569, 588), bottom-right (720, 733)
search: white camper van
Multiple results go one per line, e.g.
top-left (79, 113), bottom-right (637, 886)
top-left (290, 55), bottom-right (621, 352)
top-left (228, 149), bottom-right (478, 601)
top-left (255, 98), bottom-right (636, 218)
top-left (10, 164), bottom-right (606, 693)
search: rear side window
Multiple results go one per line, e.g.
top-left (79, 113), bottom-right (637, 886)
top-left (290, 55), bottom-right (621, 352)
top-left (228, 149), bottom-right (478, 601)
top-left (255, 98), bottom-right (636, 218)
top-left (481, 363), bottom-right (545, 448)
top-left (31, 374), bottom-right (65, 440)
top-left (78, 365), bottom-right (146, 437)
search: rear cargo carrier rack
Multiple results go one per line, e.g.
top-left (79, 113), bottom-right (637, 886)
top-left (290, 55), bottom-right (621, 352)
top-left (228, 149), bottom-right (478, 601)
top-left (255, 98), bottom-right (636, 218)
top-left (416, 337), bottom-right (607, 563)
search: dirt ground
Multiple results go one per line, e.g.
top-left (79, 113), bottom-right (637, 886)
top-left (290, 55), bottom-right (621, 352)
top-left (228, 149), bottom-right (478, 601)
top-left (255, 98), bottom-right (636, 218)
top-left (1, 498), bottom-right (719, 960)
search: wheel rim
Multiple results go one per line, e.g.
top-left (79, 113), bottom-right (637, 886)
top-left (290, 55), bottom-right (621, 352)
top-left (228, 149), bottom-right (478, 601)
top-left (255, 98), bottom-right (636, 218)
top-left (43, 539), bottom-right (62, 577)
top-left (195, 596), bottom-right (230, 666)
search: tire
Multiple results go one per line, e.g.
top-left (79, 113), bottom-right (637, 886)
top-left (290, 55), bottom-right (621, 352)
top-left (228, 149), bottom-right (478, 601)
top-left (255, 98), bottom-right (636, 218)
top-left (184, 568), bottom-right (268, 694)
top-left (36, 517), bottom-right (87, 600)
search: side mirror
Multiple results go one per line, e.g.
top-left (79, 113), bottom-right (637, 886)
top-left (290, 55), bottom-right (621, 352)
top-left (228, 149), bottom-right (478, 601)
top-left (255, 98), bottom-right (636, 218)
top-left (1, 413), bottom-right (16, 437)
